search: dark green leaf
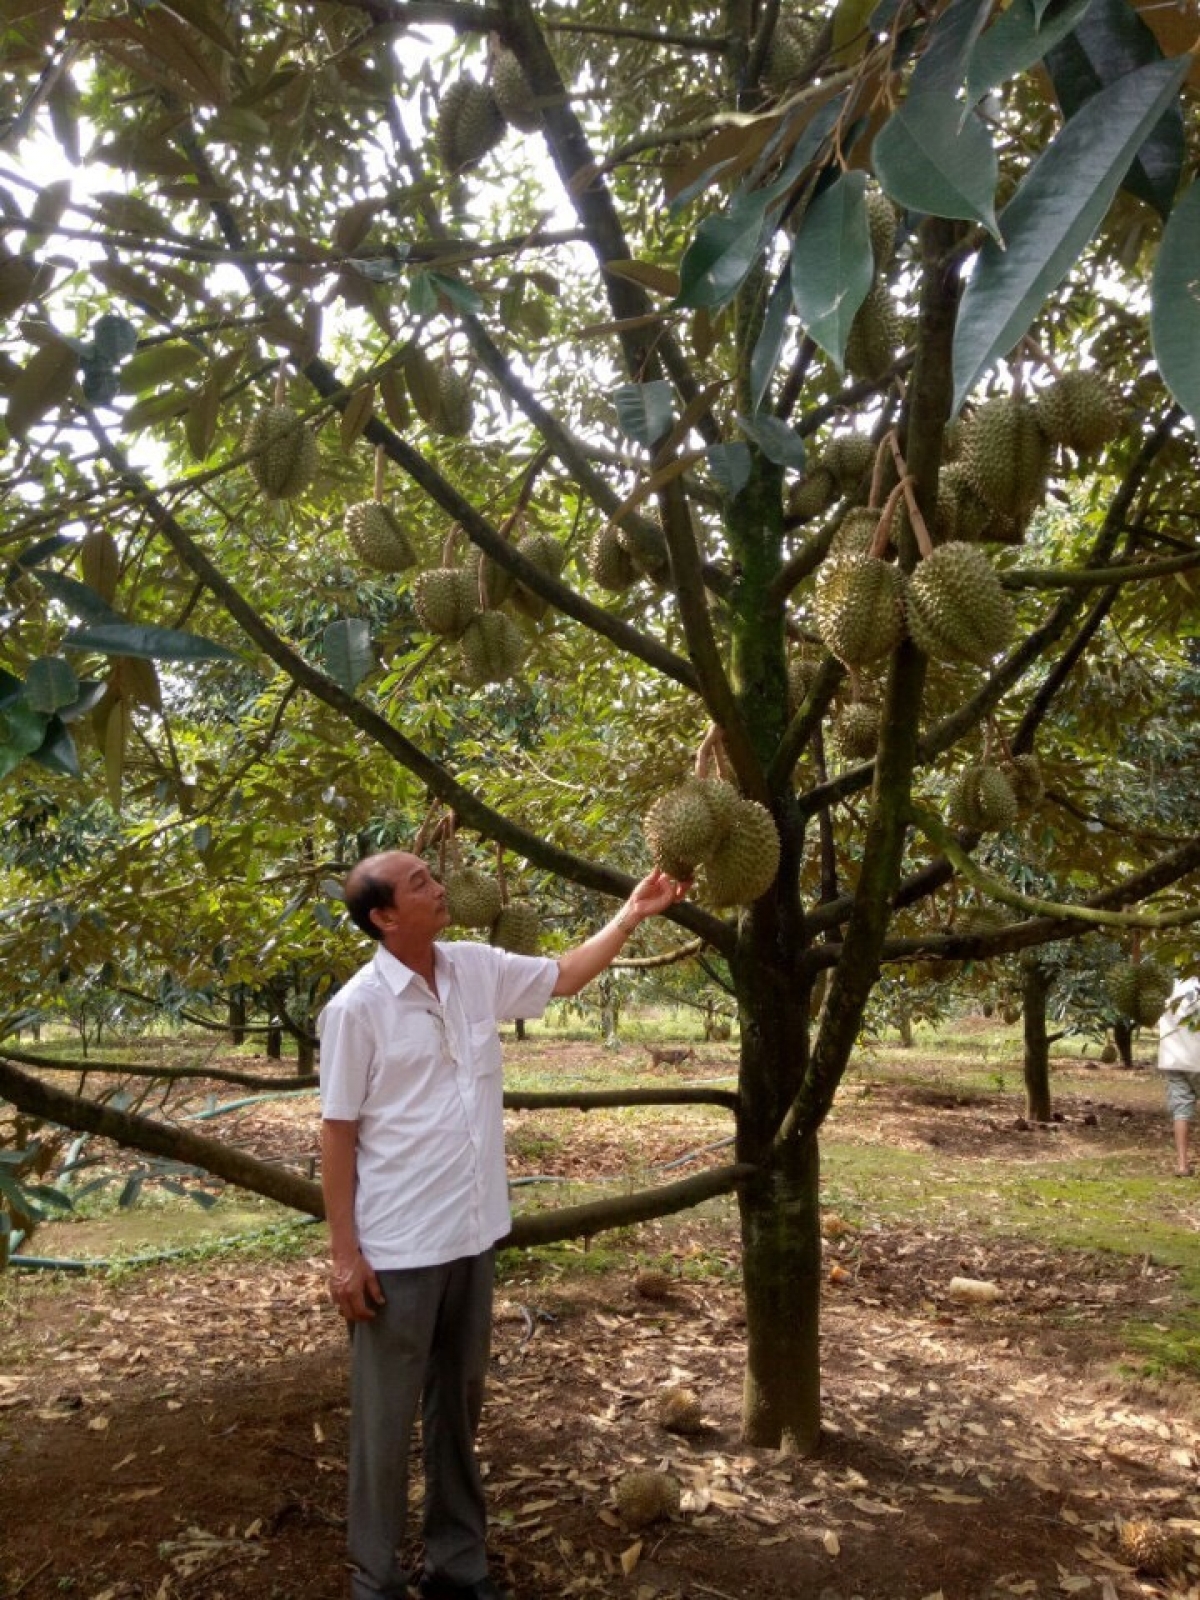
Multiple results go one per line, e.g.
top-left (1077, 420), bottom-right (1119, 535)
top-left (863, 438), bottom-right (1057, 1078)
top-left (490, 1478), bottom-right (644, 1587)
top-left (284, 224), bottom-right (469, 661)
top-left (63, 622), bottom-right (240, 663)
top-left (25, 655), bottom-right (78, 714)
top-left (81, 358), bottom-right (121, 406)
top-left (407, 272), bottom-right (439, 317)
top-left (910, 0), bottom-right (994, 93)
top-left (118, 1174), bottom-right (144, 1208)
top-left (429, 272), bottom-right (484, 314)
top-left (55, 679), bottom-right (106, 724)
top-left (0, 668), bottom-right (22, 710)
top-left (750, 263), bottom-right (794, 412)
top-left (33, 569), bottom-right (123, 625)
top-left (965, 0), bottom-right (1095, 109)
top-left (614, 380), bottom-right (675, 447)
top-left (193, 823), bottom-right (213, 852)
top-left (874, 92), bottom-right (1000, 240)
top-left (673, 200), bottom-right (769, 311)
top-left (952, 57), bottom-right (1189, 411)
top-left (323, 618), bottom-right (374, 693)
top-left (91, 313), bottom-right (138, 364)
top-left (28, 716), bottom-right (80, 777)
top-left (737, 413), bottom-right (806, 471)
top-left (1044, 0), bottom-right (1185, 218)
top-left (789, 171), bottom-right (874, 369)
top-left (1151, 179), bottom-right (1200, 426)
top-left (706, 442), bottom-right (753, 499)
top-left (0, 698), bottom-right (49, 757)
top-left (5, 532), bottom-right (75, 583)
top-left (348, 254), bottom-right (407, 283)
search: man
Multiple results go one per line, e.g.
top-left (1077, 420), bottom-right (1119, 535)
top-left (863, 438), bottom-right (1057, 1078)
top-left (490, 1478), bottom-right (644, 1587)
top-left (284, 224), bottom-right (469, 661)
top-left (1157, 965), bottom-right (1200, 1177)
top-left (319, 850), bottom-right (689, 1600)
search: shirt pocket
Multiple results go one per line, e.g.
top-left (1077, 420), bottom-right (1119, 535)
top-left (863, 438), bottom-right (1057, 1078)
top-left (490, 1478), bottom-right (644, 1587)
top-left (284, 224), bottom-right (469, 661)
top-left (469, 1019), bottom-right (503, 1077)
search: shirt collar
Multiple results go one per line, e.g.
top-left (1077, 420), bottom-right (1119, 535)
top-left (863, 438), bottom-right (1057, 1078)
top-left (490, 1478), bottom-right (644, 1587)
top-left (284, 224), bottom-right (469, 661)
top-left (372, 941), bottom-right (456, 996)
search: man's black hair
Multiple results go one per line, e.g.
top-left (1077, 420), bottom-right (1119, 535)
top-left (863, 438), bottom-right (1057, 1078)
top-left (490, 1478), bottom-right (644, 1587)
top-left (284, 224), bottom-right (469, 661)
top-left (344, 861), bottom-right (394, 940)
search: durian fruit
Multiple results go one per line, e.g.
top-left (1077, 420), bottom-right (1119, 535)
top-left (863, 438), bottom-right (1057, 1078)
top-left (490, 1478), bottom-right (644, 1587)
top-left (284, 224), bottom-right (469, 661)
top-left (587, 525), bottom-right (639, 592)
top-left (344, 501), bottom-right (416, 573)
top-left (1000, 1002), bottom-right (1021, 1025)
top-left (244, 405), bottom-right (318, 502)
top-left (787, 653), bottom-right (820, 714)
top-left (490, 898), bottom-right (540, 954)
top-left (615, 1469), bottom-right (681, 1530)
top-left (814, 554), bottom-right (905, 667)
top-left (446, 866), bottom-right (504, 929)
top-left (821, 433), bottom-right (876, 495)
top-left (787, 466), bottom-right (838, 522)
top-left (763, 12), bottom-right (818, 90)
top-left (957, 904), bottom-right (1014, 938)
top-left (464, 544), bottom-right (516, 608)
top-left (1104, 961), bottom-right (1172, 1026)
top-left (643, 776), bottom-right (739, 879)
top-left (904, 542), bottom-right (1014, 667)
top-left (509, 532), bottom-right (565, 619)
top-left (934, 463), bottom-right (1001, 544)
top-left (1036, 371), bottom-right (1123, 454)
top-left (947, 764), bottom-right (1019, 832)
top-left (634, 1268), bottom-right (673, 1299)
top-left (433, 367), bottom-right (474, 439)
top-left (960, 396), bottom-right (1050, 523)
top-left (459, 610), bottom-right (525, 686)
top-left (865, 183), bottom-right (898, 271)
top-left (828, 505), bottom-right (883, 563)
top-left (844, 281), bottom-right (902, 384)
top-left (657, 1386), bottom-right (704, 1435)
top-left (836, 700), bottom-right (881, 762)
top-left (413, 566), bottom-right (480, 637)
top-left (491, 43), bottom-right (540, 131)
top-left (702, 796), bottom-right (782, 907)
top-left (1099, 1041), bottom-right (1118, 1064)
top-left (1115, 1518), bottom-right (1184, 1577)
top-left (617, 518), bottom-right (672, 584)
top-left (1004, 752), bottom-right (1044, 811)
top-left (435, 76), bottom-right (506, 172)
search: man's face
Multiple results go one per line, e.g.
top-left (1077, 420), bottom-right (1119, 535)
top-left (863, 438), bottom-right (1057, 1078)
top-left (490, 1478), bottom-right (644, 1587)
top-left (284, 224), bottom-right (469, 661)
top-left (373, 853), bottom-right (449, 943)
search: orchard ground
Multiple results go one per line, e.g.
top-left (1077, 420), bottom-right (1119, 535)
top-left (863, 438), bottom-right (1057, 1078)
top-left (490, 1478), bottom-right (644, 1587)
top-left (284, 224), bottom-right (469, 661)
top-left (2, 1017), bottom-right (1200, 1600)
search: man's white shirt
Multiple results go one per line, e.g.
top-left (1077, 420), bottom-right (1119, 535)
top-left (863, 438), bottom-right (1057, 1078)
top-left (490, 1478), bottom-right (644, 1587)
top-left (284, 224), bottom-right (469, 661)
top-left (318, 942), bottom-right (559, 1268)
top-left (1158, 975), bottom-right (1200, 1074)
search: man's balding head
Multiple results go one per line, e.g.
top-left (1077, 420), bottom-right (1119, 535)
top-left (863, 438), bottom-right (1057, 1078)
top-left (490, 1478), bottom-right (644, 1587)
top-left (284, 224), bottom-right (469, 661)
top-left (344, 851), bottom-right (413, 939)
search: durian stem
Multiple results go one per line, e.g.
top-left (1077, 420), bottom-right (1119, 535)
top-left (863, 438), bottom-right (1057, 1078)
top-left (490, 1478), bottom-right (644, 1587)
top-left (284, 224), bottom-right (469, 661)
top-left (885, 434), bottom-right (934, 556)
top-left (414, 799), bottom-right (447, 853)
top-left (442, 522), bottom-right (465, 564)
top-left (273, 362), bottom-right (287, 405)
top-left (374, 444), bottom-right (385, 502)
top-left (495, 842), bottom-right (509, 903)
top-left (873, 477), bottom-right (908, 557)
top-left (1021, 335), bottom-right (1063, 379)
top-left (868, 432), bottom-right (891, 511)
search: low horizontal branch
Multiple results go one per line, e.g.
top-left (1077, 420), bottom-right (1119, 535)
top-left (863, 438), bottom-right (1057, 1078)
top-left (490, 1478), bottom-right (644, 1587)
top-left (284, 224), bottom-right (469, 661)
top-left (505, 1086), bottom-right (739, 1112)
top-left (500, 1162), bottom-right (753, 1249)
top-left (0, 1044), bottom-right (318, 1092)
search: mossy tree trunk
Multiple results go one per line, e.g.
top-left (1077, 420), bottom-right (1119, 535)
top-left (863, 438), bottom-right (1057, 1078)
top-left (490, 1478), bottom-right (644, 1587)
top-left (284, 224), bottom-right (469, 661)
top-left (1022, 961), bottom-right (1053, 1121)
top-left (1114, 1017), bottom-right (1135, 1069)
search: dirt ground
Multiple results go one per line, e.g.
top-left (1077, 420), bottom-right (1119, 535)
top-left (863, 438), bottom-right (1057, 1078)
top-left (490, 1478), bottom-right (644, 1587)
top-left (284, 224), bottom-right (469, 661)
top-left (2, 1038), bottom-right (1199, 1600)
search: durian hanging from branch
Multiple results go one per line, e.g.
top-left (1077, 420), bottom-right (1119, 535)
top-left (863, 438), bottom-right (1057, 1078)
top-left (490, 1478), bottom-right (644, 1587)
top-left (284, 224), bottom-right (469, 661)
top-left (344, 447), bottom-right (417, 573)
top-left (244, 364), bottom-right (319, 503)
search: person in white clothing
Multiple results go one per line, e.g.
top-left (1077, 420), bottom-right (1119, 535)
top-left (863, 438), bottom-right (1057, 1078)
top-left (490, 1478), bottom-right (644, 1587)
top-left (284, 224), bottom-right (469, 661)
top-left (319, 850), bottom-right (689, 1600)
top-left (1157, 971), bottom-right (1200, 1177)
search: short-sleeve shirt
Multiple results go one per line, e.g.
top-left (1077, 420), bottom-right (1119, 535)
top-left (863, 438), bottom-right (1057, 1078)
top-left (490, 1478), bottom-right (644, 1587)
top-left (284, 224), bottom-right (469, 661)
top-left (318, 941), bottom-right (559, 1269)
top-left (1158, 976), bottom-right (1200, 1074)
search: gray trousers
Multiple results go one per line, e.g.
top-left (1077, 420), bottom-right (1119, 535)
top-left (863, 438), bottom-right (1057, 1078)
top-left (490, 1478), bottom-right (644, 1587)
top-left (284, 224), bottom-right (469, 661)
top-left (348, 1249), bottom-right (495, 1599)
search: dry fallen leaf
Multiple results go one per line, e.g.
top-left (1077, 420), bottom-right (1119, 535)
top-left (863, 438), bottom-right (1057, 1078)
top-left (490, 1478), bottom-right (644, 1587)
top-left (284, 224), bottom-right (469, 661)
top-left (620, 1540), bottom-right (642, 1576)
top-left (823, 1529), bottom-right (841, 1556)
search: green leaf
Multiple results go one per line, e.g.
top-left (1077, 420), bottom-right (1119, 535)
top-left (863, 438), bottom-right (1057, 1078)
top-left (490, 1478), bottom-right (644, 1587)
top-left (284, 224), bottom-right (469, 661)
top-left (910, 0), bottom-right (994, 94)
top-left (1151, 179), bottom-right (1200, 427)
top-left (614, 380), bottom-right (675, 447)
top-left (750, 264), bottom-right (793, 412)
top-left (874, 92), bottom-right (1000, 241)
top-left (673, 200), bottom-right (768, 311)
top-left (323, 618), bottom-right (374, 693)
top-left (407, 272), bottom-right (439, 317)
top-left (965, 0), bottom-right (1095, 110)
top-left (951, 57), bottom-right (1189, 412)
top-left (25, 655), bottom-right (79, 714)
top-left (737, 413), bottom-right (806, 471)
top-left (55, 679), bottom-right (106, 724)
top-left (789, 171), bottom-right (874, 370)
top-left (28, 716), bottom-right (80, 778)
top-left (428, 272), bottom-right (484, 314)
top-left (33, 569), bottom-right (123, 624)
top-left (4, 532), bottom-right (75, 585)
top-left (63, 622), bottom-right (239, 663)
top-left (706, 442), bottom-right (753, 499)
top-left (0, 698), bottom-right (49, 756)
top-left (91, 312), bottom-right (138, 365)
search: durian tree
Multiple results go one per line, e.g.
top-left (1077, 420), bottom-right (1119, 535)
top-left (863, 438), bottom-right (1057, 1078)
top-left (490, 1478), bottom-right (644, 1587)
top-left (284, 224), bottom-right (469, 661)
top-left (4, 0), bottom-right (1200, 1454)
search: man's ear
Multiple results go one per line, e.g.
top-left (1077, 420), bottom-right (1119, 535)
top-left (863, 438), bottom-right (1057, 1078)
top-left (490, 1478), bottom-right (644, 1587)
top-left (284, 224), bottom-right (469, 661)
top-left (369, 903), bottom-right (394, 937)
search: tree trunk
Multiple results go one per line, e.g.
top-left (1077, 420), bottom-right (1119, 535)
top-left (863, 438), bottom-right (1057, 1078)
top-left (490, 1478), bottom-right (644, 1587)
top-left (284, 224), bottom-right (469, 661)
top-left (228, 986), bottom-right (247, 1046)
top-left (514, 1018), bottom-right (527, 1042)
top-left (296, 1032), bottom-right (315, 1075)
top-left (266, 1021), bottom-right (282, 1060)
top-left (897, 1007), bottom-right (914, 1048)
top-left (1114, 1017), bottom-right (1134, 1069)
top-left (1022, 961), bottom-right (1052, 1122)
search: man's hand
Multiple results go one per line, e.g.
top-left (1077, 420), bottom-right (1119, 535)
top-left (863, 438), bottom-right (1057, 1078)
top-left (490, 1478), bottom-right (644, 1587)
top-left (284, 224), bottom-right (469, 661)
top-left (623, 868), bottom-right (691, 926)
top-left (328, 1249), bottom-right (385, 1322)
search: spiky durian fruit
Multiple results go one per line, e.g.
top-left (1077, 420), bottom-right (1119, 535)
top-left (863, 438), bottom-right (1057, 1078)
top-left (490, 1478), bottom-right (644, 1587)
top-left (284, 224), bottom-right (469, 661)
top-left (643, 777), bottom-right (738, 879)
top-left (436, 76), bottom-right (506, 172)
top-left (1005, 752), bottom-right (1044, 811)
top-left (702, 796), bottom-right (782, 907)
top-left (244, 405), bottom-right (318, 501)
top-left (459, 610), bottom-right (525, 686)
top-left (1104, 961), bottom-right (1172, 1027)
top-left (865, 183), bottom-right (898, 271)
top-left (957, 905), bottom-right (1015, 938)
top-left (904, 542), bottom-right (1014, 667)
top-left (491, 44), bottom-right (541, 131)
top-left (836, 701), bottom-right (881, 762)
top-left (490, 899), bottom-right (540, 954)
top-left (463, 544), bottom-right (515, 608)
top-left (587, 525), bottom-right (639, 592)
top-left (814, 554), bottom-right (905, 667)
top-left (615, 1469), bottom-right (681, 1530)
top-left (413, 567), bottom-right (480, 637)
top-left (509, 532), bottom-right (565, 619)
top-left (1036, 371), bottom-right (1123, 454)
top-left (844, 281), bottom-right (902, 384)
top-left (934, 463), bottom-right (1001, 544)
top-left (787, 466), bottom-right (838, 522)
top-left (960, 396), bottom-right (1050, 522)
top-left (828, 506), bottom-right (883, 563)
top-left (432, 367), bottom-right (474, 438)
top-left (947, 764), bottom-right (1019, 833)
top-left (821, 432), bottom-right (876, 494)
top-left (657, 1386), bottom-right (704, 1434)
top-left (617, 518), bottom-right (671, 584)
top-left (787, 653), bottom-right (820, 714)
top-left (344, 502), bottom-right (416, 573)
top-left (446, 866), bottom-right (504, 929)
top-left (1115, 1519), bottom-right (1184, 1577)
top-left (763, 12), bottom-right (819, 90)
